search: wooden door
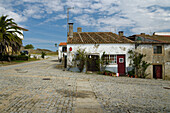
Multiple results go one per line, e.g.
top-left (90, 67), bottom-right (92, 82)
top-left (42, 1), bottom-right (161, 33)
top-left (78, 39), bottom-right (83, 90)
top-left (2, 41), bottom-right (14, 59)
top-left (117, 55), bottom-right (125, 75)
top-left (153, 65), bottom-right (162, 79)
top-left (87, 55), bottom-right (99, 71)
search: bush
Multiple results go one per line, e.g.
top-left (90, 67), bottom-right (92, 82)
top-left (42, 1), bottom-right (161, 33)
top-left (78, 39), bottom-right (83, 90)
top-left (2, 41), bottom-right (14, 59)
top-left (41, 52), bottom-right (46, 59)
top-left (25, 44), bottom-right (34, 49)
top-left (17, 55), bottom-right (28, 61)
top-left (0, 55), bottom-right (28, 61)
top-left (128, 50), bottom-right (151, 78)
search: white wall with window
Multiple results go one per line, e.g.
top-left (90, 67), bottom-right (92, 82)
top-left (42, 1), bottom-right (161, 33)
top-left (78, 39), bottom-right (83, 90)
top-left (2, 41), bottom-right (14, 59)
top-left (67, 43), bottom-right (135, 73)
top-left (58, 45), bottom-right (67, 62)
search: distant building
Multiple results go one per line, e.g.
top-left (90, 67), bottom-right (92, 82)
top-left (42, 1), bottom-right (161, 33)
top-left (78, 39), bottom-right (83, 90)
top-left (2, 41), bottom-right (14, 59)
top-left (153, 32), bottom-right (170, 37)
top-left (58, 42), bottom-right (67, 62)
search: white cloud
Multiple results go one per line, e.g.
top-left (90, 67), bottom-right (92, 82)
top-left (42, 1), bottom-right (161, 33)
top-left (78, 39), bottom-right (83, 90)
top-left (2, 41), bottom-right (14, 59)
top-left (0, 7), bottom-right (27, 23)
top-left (44, 14), bottom-right (67, 23)
top-left (74, 14), bottom-right (97, 27)
top-left (0, 0), bottom-right (170, 35)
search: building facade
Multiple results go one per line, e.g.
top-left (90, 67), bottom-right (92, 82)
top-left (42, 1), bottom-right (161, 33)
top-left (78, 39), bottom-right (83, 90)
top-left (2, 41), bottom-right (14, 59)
top-left (67, 23), bottom-right (134, 75)
top-left (128, 33), bottom-right (170, 80)
top-left (58, 42), bottom-right (67, 62)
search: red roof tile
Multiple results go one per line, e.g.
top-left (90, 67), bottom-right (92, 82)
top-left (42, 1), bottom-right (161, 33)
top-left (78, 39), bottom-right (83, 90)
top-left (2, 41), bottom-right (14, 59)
top-left (59, 42), bottom-right (67, 46)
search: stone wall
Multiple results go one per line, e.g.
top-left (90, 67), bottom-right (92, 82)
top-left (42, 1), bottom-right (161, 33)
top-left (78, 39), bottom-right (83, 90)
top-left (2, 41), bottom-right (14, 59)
top-left (136, 44), bottom-right (170, 80)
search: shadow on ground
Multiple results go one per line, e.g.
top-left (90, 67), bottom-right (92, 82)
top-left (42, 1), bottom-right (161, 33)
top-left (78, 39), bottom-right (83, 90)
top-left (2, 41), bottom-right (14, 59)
top-left (56, 89), bottom-right (94, 98)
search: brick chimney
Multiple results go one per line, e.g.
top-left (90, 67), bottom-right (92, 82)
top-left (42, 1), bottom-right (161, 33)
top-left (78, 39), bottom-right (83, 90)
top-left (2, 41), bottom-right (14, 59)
top-left (77, 27), bottom-right (82, 33)
top-left (68, 23), bottom-right (73, 38)
top-left (118, 31), bottom-right (124, 37)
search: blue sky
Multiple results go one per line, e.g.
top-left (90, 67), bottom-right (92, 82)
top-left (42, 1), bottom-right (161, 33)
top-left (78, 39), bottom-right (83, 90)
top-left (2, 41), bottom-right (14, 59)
top-left (0, 0), bottom-right (170, 51)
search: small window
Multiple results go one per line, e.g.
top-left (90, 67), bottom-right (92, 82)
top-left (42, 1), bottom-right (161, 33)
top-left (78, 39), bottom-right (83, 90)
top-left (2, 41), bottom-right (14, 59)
top-left (75, 54), bottom-right (80, 60)
top-left (154, 46), bottom-right (162, 54)
top-left (119, 58), bottom-right (124, 63)
top-left (103, 55), bottom-right (117, 64)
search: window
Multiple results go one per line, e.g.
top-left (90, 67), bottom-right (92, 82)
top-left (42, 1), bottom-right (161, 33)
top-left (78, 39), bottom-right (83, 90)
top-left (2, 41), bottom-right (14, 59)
top-left (119, 58), bottom-right (124, 63)
top-left (153, 46), bottom-right (162, 54)
top-left (103, 55), bottom-right (117, 64)
top-left (62, 47), bottom-right (67, 52)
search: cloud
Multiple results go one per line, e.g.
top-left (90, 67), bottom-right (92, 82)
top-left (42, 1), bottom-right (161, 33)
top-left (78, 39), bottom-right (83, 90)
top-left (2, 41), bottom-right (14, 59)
top-left (44, 14), bottom-right (67, 22)
top-left (74, 14), bottom-right (97, 27)
top-left (0, 0), bottom-right (170, 35)
top-left (0, 7), bottom-right (27, 23)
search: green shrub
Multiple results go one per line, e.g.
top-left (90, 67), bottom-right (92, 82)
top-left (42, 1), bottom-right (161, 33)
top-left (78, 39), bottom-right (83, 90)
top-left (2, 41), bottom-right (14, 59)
top-left (41, 52), bottom-right (46, 59)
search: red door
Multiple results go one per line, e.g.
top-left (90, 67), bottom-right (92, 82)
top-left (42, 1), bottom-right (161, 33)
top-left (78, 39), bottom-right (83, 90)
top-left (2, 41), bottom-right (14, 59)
top-left (117, 55), bottom-right (125, 75)
top-left (153, 65), bottom-right (162, 79)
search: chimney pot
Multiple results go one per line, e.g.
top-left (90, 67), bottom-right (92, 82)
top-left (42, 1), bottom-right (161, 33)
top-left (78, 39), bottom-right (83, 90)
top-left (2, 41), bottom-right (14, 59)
top-left (77, 27), bottom-right (82, 33)
top-left (68, 23), bottom-right (73, 38)
top-left (141, 33), bottom-right (145, 35)
top-left (118, 31), bottom-right (124, 37)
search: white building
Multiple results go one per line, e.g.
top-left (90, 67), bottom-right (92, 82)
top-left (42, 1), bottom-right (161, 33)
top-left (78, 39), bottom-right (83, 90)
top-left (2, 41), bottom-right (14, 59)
top-left (58, 42), bottom-right (67, 62)
top-left (67, 23), bottom-right (135, 75)
top-left (153, 32), bottom-right (170, 36)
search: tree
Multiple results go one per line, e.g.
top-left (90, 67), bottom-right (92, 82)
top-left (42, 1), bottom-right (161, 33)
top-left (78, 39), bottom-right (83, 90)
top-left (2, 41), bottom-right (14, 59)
top-left (25, 44), bottom-right (34, 49)
top-left (76, 49), bottom-right (87, 72)
top-left (128, 50), bottom-right (151, 78)
top-left (0, 15), bottom-right (23, 55)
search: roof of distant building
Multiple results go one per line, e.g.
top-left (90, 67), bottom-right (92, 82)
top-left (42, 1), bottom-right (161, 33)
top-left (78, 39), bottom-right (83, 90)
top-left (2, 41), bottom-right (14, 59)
top-left (153, 32), bottom-right (170, 36)
top-left (59, 42), bottom-right (67, 46)
top-left (67, 32), bottom-right (133, 44)
top-left (128, 33), bottom-right (170, 44)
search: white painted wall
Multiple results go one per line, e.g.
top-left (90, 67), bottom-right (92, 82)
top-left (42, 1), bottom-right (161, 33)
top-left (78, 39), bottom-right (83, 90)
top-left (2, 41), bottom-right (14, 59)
top-left (58, 46), bottom-right (67, 61)
top-left (67, 43), bottom-right (135, 72)
top-left (154, 32), bottom-right (170, 36)
top-left (58, 46), bottom-right (62, 60)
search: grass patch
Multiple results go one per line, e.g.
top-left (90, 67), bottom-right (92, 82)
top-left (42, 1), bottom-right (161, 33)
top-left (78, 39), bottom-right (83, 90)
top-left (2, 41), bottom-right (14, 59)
top-left (0, 58), bottom-right (40, 66)
top-left (46, 52), bottom-right (58, 55)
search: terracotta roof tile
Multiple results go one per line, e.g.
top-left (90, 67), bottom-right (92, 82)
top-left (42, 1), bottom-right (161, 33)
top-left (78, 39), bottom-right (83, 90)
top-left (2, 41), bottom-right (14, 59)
top-left (59, 42), bottom-right (67, 46)
top-left (67, 32), bottom-right (134, 44)
top-left (133, 34), bottom-right (170, 44)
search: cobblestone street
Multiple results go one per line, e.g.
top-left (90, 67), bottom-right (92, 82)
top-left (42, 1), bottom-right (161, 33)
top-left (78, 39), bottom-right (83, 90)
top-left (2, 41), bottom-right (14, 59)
top-left (0, 57), bottom-right (170, 113)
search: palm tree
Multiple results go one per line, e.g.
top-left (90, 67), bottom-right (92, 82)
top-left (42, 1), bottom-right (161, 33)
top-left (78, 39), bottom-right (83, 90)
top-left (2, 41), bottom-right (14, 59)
top-left (0, 15), bottom-right (23, 56)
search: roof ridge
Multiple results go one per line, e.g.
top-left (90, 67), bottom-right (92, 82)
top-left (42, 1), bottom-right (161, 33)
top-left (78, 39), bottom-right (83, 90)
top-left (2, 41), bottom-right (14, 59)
top-left (144, 35), bottom-right (167, 43)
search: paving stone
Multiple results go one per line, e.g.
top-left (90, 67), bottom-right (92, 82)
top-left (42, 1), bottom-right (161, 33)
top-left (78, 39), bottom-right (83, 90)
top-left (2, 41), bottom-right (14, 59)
top-left (0, 57), bottom-right (169, 113)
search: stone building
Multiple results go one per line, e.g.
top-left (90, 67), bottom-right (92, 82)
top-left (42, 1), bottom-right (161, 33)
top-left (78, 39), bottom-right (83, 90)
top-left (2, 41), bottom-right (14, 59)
top-left (128, 33), bottom-right (170, 80)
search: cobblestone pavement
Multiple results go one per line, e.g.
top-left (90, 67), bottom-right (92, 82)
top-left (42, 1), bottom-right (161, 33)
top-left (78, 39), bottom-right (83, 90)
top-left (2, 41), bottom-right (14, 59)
top-left (0, 57), bottom-right (170, 113)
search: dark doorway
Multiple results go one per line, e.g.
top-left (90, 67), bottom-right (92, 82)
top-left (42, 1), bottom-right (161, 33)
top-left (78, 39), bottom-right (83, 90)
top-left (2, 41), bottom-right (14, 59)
top-left (87, 55), bottom-right (99, 71)
top-left (153, 65), bottom-right (162, 79)
top-left (64, 55), bottom-right (67, 68)
top-left (117, 55), bottom-right (126, 75)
